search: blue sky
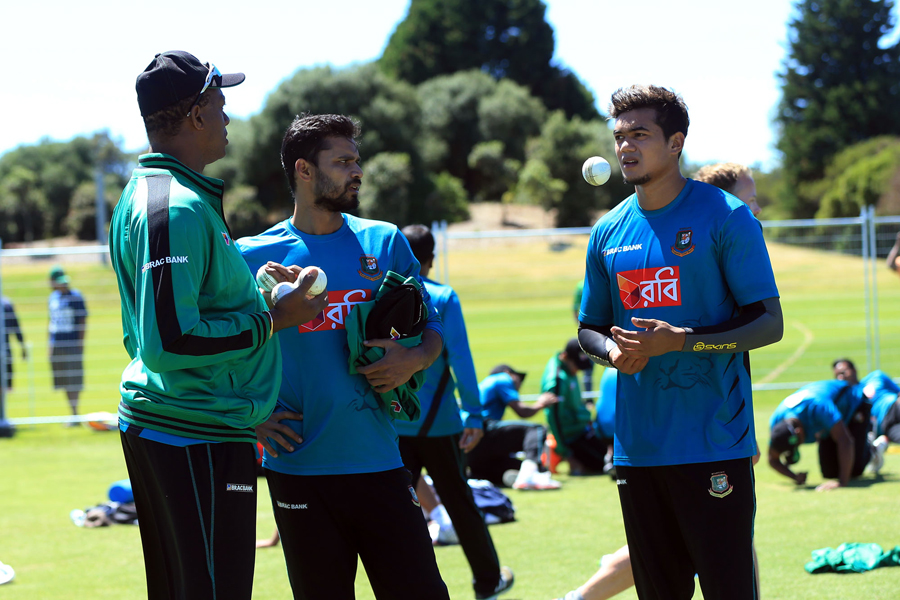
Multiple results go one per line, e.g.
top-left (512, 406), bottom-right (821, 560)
top-left (2, 0), bottom-right (898, 170)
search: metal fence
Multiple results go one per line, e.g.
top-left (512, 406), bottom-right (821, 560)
top-left (2, 208), bottom-right (899, 426)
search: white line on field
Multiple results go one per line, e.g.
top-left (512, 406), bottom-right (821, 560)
top-left (758, 321), bottom-right (814, 384)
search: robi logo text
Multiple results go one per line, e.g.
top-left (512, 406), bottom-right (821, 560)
top-left (616, 266), bottom-right (681, 310)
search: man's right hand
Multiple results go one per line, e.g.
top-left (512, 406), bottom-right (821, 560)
top-left (269, 267), bottom-right (330, 331)
top-left (794, 471), bottom-right (808, 485)
top-left (610, 346), bottom-right (648, 375)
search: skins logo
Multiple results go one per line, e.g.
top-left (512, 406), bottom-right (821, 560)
top-left (408, 485), bottom-right (421, 507)
top-left (298, 289), bottom-right (372, 333)
top-left (358, 255), bottom-right (383, 281)
top-left (222, 232), bottom-right (231, 246)
top-left (708, 472), bottom-right (733, 498)
top-left (616, 266), bottom-right (681, 309)
top-left (671, 228), bottom-right (694, 257)
top-left (391, 399), bottom-right (402, 413)
top-left (693, 342), bottom-right (737, 351)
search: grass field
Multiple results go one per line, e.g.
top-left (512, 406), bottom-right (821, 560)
top-left (1, 235), bottom-right (900, 599)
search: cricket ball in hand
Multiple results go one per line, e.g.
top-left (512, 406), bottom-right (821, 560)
top-left (271, 281), bottom-right (297, 304)
top-left (301, 266), bottom-right (327, 297)
top-left (582, 156), bottom-right (611, 186)
top-left (256, 264), bottom-right (279, 293)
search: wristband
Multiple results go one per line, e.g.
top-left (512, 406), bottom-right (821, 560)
top-left (264, 311), bottom-right (274, 339)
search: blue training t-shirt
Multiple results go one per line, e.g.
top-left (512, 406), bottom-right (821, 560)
top-left (579, 179), bottom-right (779, 467)
top-left (769, 380), bottom-right (854, 442)
top-left (480, 372), bottom-right (519, 421)
top-left (859, 370), bottom-right (900, 436)
top-left (394, 278), bottom-right (482, 438)
top-left (238, 214), bottom-right (442, 476)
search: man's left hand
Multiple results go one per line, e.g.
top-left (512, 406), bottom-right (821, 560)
top-left (357, 339), bottom-right (423, 393)
top-left (611, 317), bottom-right (686, 358)
top-left (459, 428), bottom-right (484, 453)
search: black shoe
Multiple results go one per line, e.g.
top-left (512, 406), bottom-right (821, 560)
top-left (475, 566), bottom-right (514, 600)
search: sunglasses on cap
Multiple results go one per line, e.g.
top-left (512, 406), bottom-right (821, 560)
top-left (185, 62), bottom-right (221, 117)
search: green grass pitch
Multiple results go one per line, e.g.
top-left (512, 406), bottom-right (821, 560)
top-left (1, 235), bottom-right (899, 599)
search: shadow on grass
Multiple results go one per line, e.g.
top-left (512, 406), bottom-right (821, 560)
top-left (788, 471), bottom-right (897, 491)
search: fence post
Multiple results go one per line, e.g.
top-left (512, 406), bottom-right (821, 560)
top-left (0, 237), bottom-right (14, 438)
top-left (869, 205), bottom-right (880, 370)
top-left (95, 168), bottom-right (108, 266)
top-left (441, 220), bottom-right (449, 287)
top-left (430, 220), bottom-right (441, 283)
top-left (862, 209), bottom-right (872, 373)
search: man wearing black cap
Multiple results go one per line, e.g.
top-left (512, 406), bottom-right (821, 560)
top-left (109, 51), bottom-right (325, 599)
top-left (467, 365), bottom-right (562, 489)
top-left (541, 339), bottom-right (613, 475)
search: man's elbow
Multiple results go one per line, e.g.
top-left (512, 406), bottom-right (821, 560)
top-left (770, 317), bottom-right (784, 344)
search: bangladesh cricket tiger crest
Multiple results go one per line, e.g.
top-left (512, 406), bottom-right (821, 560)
top-left (671, 228), bottom-right (694, 257)
top-left (358, 255), bottom-right (383, 281)
top-left (708, 471), bottom-right (733, 498)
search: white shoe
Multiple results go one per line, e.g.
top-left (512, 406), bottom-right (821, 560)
top-left (868, 438), bottom-right (888, 474)
top-left (513, 469), bottom-right (562, 490)
top-left (0, 561), bottom-right (14, 585)
top-left (501, 469), bottom-right (520, 488)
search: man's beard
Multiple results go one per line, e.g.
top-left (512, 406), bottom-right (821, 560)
top-left (624, 173), bottom-right (651, 186)
top-left (313, 175), bottom-right (359, 212)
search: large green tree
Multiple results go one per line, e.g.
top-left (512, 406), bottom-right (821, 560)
top-left (524, 112), bottom-right (627, 226)
top-left (236, 64), bottom-right (424, 217)
top-left (380, 0), bottom-right (598, 120)
top-left (776, 0), bottom-right (900, 217)
top-left (0, 132), bottom-right (130, 241)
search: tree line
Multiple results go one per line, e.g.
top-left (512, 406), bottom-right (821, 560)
top-left (1, 0), bottom-right (899, 243)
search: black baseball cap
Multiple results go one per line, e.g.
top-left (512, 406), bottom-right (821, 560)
top-left (136, 51), bottom-right (245, 117)
top-left (770, 420), bottom-right (801, 464)
top-left (564, 338), bottom-right (593, 371)
top-left (490, 364), bottom-right (526, 383)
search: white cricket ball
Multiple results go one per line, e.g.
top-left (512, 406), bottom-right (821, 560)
top-left (582, 156), bottom-right (611, 186)
top-left (271, 281), bottom-right (297, 304)
top-left (256, 264), bottom-right (279, 293)
top-left (301, 266), bottom-right (327, 297)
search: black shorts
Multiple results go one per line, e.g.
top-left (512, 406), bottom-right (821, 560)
top-left (266, 467), bottom-right (449, 600)
top-left (50, 341), bottom-right (83, 391)
top-left (616, 458), bottom-right (757, 600)
top-left (466, 419), bottom-right (546, 484)
top-left (880, 397), bottom-right (900, 443)
top-left (120, 431), bottom-right (258, 600)
top-left (819, 404), bottom-right (871, 479)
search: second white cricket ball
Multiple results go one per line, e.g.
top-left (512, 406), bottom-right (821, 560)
top-left (582, 156), bottom-right (611, 186)
top-left (301, 266), bottom-right (327, 297)
top-left (271, 281), bottom-right (297, 304)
